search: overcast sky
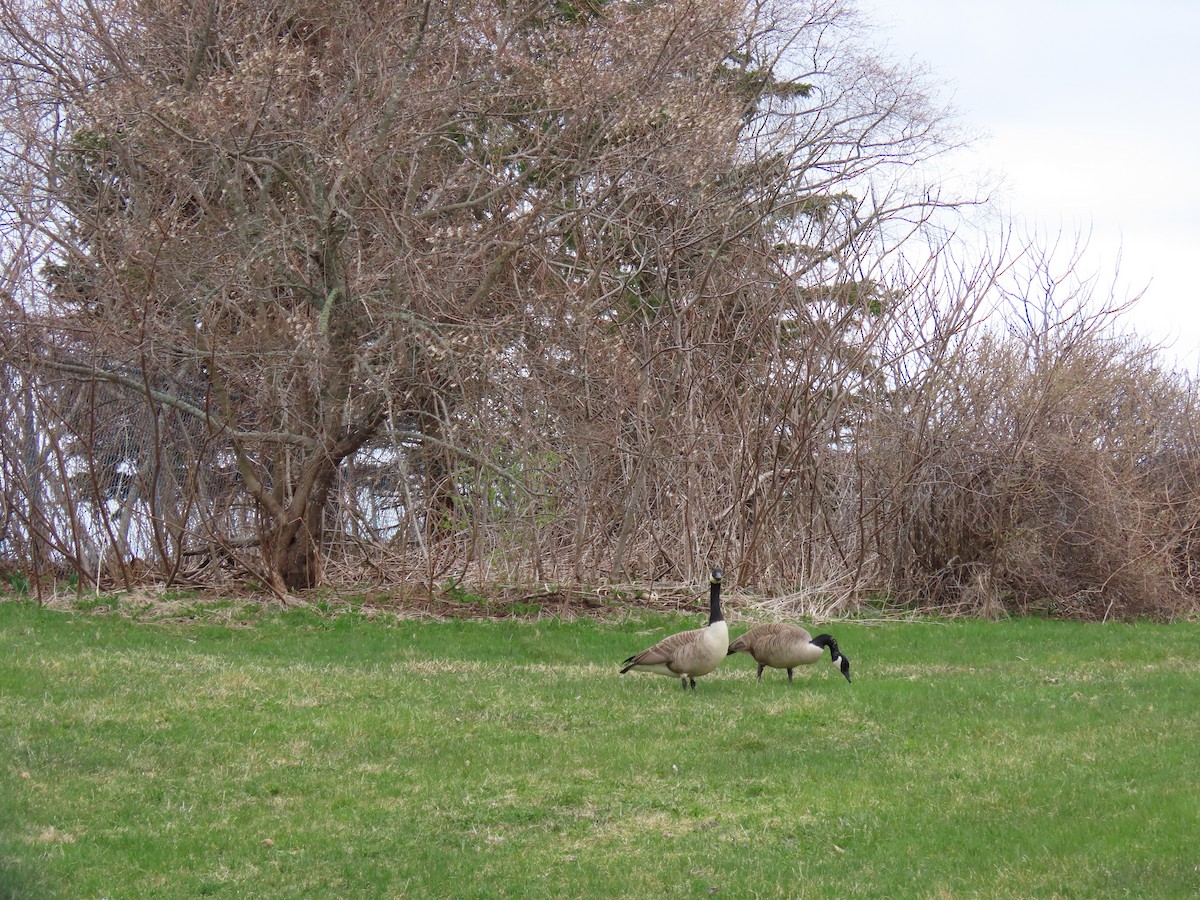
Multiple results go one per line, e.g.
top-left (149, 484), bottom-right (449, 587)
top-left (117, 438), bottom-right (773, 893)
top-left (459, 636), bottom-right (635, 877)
top-left (861, 0), bottom-right (1200, 370)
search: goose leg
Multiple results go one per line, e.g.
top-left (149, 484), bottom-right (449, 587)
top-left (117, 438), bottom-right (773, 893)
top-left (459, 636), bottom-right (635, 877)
top-left (680, 675), bottom-right (688, 691)
top-left (689, 676), bottom-right (697, 691)
top-left (756, 664), bottom-right (764, 682)
top-left (787, 668), bottom-right (794, 683)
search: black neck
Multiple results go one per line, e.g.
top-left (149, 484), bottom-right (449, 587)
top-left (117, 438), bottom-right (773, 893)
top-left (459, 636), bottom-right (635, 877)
top-left (811, 633), bottom-right (839, 658)
top-left (708, 581), bottom-right (723, 624)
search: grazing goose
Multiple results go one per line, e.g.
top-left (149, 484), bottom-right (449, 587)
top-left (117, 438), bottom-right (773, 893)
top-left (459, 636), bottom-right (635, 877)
top-left (727, 623), bottom-right (851, 683)
top-left (620, 568), bottom-right (729, 691)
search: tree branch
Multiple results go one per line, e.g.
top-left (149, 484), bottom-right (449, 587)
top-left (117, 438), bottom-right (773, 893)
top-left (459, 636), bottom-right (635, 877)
top-left (37, 358), bottom-right (318, 449)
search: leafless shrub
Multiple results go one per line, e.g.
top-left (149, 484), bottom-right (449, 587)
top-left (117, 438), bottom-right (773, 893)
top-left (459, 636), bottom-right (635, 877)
top-left (863, 240), bottom-right (1200, 620)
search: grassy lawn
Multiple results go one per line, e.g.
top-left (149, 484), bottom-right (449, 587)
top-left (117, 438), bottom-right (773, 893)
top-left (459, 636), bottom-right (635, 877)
top-left (1, 599), bottom-right (1198, 898)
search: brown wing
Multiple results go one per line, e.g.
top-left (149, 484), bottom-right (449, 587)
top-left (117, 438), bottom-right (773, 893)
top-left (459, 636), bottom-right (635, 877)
top-left (762, 623), bottom-right (812, 642)
top-left (729, 622), bottom-right (811, 653)
top-left (621, 627), bottom-right (702, 671)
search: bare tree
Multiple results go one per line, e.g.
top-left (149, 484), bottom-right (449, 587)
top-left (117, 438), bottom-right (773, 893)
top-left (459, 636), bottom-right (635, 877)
top-left (0, 0), bottom-right (966, 594)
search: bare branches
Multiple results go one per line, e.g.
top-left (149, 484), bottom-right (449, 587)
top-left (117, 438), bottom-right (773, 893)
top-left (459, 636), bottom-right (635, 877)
top-left (34, 357), bottom-right (316, 448)
top-left (0, 1), bottom-right (1191, 619)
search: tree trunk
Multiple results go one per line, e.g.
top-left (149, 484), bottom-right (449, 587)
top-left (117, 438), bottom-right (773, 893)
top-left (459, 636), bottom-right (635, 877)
top-left (270, 456), bottom-right (337, 592)
top-left (273, 512), bottom-right (324, 591)
top-left (261, 408), bottom-right (384, 593)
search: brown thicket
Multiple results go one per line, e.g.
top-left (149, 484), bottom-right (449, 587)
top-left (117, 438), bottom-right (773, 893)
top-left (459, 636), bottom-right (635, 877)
top-left (860, 249), bottom-right (1200, 621)
top-left (0, 0), bottom-right (1196, 618)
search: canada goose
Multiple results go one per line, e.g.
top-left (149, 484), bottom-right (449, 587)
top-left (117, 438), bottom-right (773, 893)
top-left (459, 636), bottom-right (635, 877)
top-left (619, 568), bottom-right (729, 691)
top-left (727, 623), bottom-right (851, 683)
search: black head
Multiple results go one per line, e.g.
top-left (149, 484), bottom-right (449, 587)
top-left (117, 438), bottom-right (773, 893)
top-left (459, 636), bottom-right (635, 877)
top-left (837, 653), bottom-right (852, 683)
top-left (709, 568), bottom-right (724, 585)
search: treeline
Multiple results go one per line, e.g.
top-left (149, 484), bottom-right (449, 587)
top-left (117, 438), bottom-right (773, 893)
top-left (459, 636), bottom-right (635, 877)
top-left (0, 0), bottom-right (1195, 618)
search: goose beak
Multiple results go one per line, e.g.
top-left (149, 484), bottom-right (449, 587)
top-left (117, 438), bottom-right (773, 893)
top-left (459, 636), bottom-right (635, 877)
top-left (839, 656), bottom-right (852, 683)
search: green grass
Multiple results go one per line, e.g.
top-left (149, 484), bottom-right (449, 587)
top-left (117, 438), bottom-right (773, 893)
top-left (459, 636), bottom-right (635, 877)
top-left (1, 601), bottom-right (1198, 898)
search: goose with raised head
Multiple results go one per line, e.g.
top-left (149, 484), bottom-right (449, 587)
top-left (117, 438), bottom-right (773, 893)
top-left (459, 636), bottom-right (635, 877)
top-left (727, 623), bottom-right (851, 683)
top-left (619, 569), bottom-right (729, 691)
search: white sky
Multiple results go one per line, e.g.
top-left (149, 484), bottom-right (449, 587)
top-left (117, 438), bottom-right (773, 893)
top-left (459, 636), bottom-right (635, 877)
top-left (862, 0), bottom-right (1200, 371)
